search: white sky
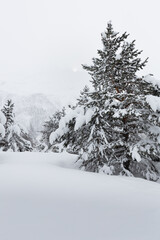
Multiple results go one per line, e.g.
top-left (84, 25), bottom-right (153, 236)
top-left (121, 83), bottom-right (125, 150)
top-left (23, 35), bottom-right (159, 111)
top-left (0, 0), bottom-right (160, 100)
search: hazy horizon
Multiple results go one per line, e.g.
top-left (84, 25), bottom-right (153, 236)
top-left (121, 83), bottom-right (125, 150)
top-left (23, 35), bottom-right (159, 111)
top-left (0, 0), bottom-right (160, 100)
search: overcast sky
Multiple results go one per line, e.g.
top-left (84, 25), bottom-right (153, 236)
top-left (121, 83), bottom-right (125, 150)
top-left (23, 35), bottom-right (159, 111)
top-left (0, 0), bottom-right (159, 101)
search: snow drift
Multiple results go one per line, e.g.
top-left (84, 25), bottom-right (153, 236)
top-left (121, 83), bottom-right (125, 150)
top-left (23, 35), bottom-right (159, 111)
top-left (0, 152), bottom-right (160, 240)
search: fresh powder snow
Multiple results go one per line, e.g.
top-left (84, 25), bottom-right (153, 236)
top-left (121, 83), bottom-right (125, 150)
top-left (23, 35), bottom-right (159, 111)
top-left (0, 152), bottom-right (160, 240)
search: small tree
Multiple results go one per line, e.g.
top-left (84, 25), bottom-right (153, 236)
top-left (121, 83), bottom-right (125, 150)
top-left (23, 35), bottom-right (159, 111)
top-left (2, 100), bottom-right (14, 130)
top-left (40, 108), bottom-right (66, 151)
top-left (1, 100), bottom-right (33, 152)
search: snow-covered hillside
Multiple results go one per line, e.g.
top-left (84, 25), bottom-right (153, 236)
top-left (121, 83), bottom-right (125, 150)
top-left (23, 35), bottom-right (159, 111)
top-left (0, 152), bottom-right (160, 240)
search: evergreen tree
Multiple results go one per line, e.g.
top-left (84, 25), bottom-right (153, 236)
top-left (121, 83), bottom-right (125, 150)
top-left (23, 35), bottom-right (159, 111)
top-left (40, 108), bottom-right (66, 151)
top-left (59, 88), bottom-right (91, 153)
top-left (1, 100), bottom-right (33, 152)
top-left (49, 22), bottom-right (160, 181)
top-left (2, 100), bottom-right (14, 130)
top-left (79, 22), bottom-right (160, 180)
top-left (49, 104), bottom-right (85, 153)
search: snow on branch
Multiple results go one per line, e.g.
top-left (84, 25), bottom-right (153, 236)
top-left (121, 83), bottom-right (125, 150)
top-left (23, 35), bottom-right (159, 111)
top-left (130, 146), bottom-right (141, 162)
top-left (49, 107), bottom-right (95, 144)
top-left (144, 74), bottom-right (160, 88)
top-left (146, 95), bottom-right (160, 112)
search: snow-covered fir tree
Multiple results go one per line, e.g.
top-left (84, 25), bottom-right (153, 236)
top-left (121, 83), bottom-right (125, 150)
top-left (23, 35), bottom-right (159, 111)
top-left (2, 100), bottom-right (14, 130)
top-left (54, 88), bottom-right (91, 154)
top-left (0, 100), bottom-right (33, 152)
top-left (79, 22), bottom-right (160, 180)
top-left (48, 89), bottom-right (94, 154)
top-left (49, 22), bottom-right (160, 181)
top-left (40, 108), bottom-right (66, 151)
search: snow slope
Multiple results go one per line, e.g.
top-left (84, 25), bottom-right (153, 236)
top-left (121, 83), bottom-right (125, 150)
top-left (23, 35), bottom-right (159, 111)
top-left (0, 152), bottom-right (160, 240)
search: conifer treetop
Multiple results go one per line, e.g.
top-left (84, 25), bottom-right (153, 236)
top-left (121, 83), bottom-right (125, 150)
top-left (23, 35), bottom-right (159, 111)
top-left (82, 22), bottom-right (148, 91)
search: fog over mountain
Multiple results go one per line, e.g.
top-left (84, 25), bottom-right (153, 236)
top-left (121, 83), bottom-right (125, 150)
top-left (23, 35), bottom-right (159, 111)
top-left (0, 91), bottom-right (62, 136)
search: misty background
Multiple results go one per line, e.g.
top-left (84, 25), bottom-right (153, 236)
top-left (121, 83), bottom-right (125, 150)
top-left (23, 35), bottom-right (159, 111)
top-left (0, 0), bottom-right (159, 101)
top-left (0, 0), bottom-right (159, 135)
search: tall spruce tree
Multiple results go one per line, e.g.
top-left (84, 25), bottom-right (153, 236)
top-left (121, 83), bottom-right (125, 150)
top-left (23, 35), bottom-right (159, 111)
top-left (49, 22), bottom-right (160, 180)
top-left (78, 22), bottom-right (160, 180)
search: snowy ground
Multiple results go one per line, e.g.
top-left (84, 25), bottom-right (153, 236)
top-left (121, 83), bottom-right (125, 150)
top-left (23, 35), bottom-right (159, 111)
top-left (0, 152), bottom-right (160, 240)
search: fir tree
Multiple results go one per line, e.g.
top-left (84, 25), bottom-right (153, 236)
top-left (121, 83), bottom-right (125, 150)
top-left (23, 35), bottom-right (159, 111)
top-left (49, 22), bottom-right (160, 181)
top-left (61, 88), bottom-right (91, 153)
top-left (1, 100), bottom-right (33, 152)
top-left (49, 104), bottom-right (85, 153)
top-left (40, 108), bottom-right (66, 151)
top-left (79, 22), bottom-right (160, 180)
top-left (2, 100), bottom-right (14, 130)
